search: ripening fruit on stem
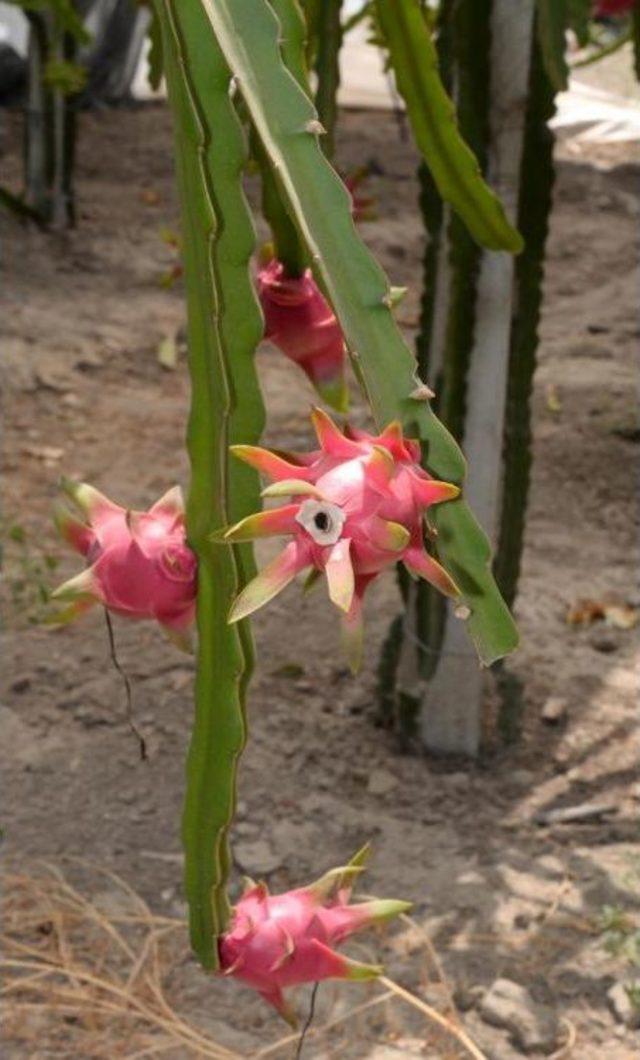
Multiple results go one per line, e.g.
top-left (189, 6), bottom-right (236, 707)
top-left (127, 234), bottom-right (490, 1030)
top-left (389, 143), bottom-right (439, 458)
top-left (594, 0), bottom-right (635, 15)
top-left (344, 166), bottom-right (377, 222)
top-left (51, 480), bottom-right (196, 649)
top-left (219, 847), bottom-right (410, 1024)
top-left (217, 408), bottom-right (460, 671)
top-left (257, 256), bottom-right (349, 413)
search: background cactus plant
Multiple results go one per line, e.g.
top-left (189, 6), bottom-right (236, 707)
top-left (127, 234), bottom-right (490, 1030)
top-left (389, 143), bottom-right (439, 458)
top-left (376, 0), bottom-right (612, 754)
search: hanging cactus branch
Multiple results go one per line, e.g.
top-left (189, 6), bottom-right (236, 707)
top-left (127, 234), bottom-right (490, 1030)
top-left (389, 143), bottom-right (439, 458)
top-left (199, 0), bottom-right (518, 667)
top-left (154, 0), bottom-right (265, 968)
top-left (375, 0), bottom-right (523, 252)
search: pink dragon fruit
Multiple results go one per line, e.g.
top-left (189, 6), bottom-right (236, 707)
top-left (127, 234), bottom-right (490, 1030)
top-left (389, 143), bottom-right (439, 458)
top-left (219, 848), bottom-right (410, 1024)
top-left (344, 166), bottom-right (376, 222)
top-left (594, 0), bottom-right (634, 15)
top-left (51, 479), bottom-right (197, 649)
top-left (220, 408), bottom-right (460, 670)
top-left (257, 257), bottom-right (348, 413)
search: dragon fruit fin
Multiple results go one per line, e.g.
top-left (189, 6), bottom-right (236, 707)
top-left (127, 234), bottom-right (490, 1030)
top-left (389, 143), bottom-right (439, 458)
top-left (365, 445), bottom-right (395, 492)
top-left (414, 478), bottom-right (460, 508)
top-left (149, 485), bottom-right (185, 520)
top-left (403, 547), bottom-right (460, 598)
top-left (369, 517), bottom-right (410, 552)
top-left (310, 407), bottom-right (360, 458)
top-left (325, 538), bottom-right (355, 613)
top-left (350, 898), bottom-right (413, 926)
top-left (45, 595), bottom-right (97, 626)
top-left (53, 504), bottom-right (93, 556)
top-left (228, 542), bottom-right (307, 622)
top-left (222, 505), bottom-right (300, 542)
top-left (230, 445), bottom-right (312, 482)
top-left (305, 863), bottom-right (365, 903)
top-left (59, 477), bottom-right (119, 521)
top-left (261, 479), bottom-right (324, 499)
top-left (259, 987), bottom-right (297, 1027)
top-left (50, 566), bottom-right (100, 604)
top-left (308, 938), bottom-right (382, 982)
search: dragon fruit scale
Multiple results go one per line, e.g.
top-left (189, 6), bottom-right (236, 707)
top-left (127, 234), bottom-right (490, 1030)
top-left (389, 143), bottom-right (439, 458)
top-left (219, 408), bottom-right (460, 671)
top-left (257, 257), bottom-right (349, 413)
top-left (51, 479), bottom-right (197, 649)
top-left (219, 849), bottom-right (410, 1024)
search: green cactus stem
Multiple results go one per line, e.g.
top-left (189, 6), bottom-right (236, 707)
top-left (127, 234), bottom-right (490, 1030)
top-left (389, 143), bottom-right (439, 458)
top-left (200, 0), bottom-right (519, 668)
top-left (154, 0), bottom-right (265, 968)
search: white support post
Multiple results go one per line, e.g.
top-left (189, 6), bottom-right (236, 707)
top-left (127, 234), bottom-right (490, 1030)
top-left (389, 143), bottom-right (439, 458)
top-left (421, 0), bottom-right (536, 755)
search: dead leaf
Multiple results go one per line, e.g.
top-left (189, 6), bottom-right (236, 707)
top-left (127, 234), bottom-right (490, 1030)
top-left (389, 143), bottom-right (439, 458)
top-left (566, 599), bottom-right (605, 625)
top-left (23, 445), bottom-right (64, 463)
top-left (141, 188), bottom-right (159, 205)
top-left (566, 598), bottom-right (638, 629)
top-left (603, 604), bottom-right (639, 630)
top-left (157, 334), bottom-right (178, 371)
top-left (546, 383), bottom-right (562, 413)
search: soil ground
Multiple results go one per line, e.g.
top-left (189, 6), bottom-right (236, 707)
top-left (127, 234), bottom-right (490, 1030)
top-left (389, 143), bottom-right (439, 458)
top-left (1, 101), bottom-right (639, 1059)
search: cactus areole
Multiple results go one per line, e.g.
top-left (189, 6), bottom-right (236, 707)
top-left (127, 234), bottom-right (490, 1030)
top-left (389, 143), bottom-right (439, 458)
top-left (219, 408), bottom-right (460, 671)
top-left (51, 480), bottom-right (196, 648)
top-left (218, 851), bottom-right (410, 1024)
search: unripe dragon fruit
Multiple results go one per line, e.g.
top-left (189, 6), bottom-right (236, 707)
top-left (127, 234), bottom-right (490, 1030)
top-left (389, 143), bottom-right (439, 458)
top-left (219, 848), bottom-right (410, 1024)
top-left (257, 258), bottom-right (348, 413)
top-left (220, 408), bottom-right (460, 670)
top-left (51, 480), bottom-right (196, 649)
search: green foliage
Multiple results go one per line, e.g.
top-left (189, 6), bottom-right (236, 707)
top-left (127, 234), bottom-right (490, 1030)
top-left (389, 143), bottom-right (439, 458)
top-left (634, 3), bottom-right (640, 81)
top-left (43, 57), bottom-right (86, 94)
top-left (311, 0), bottom-right (343, 157)
top-left (199, 0), bottom-right (518, 668)
top-left (147, 10), bottom-right (164, 91)
top-left (1, 520), bottom-right (59, 625)
top-left (599, 900), bottom-right (640, 994)
top-left (566, 0), bottom-right (591, 48)
top-left (535, 0), bottom-right (569, 91)
top-left (154, 0), bottom-right (265, 968)
top-left (375, 0), bottom-right (523, 252)
top-left (9, 0), bottom-right (90, 44)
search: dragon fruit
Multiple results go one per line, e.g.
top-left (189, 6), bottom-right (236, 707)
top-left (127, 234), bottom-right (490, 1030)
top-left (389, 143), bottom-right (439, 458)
top-left (220, 408), bottom-right (460, 670)
top-left (344, 166), bottom-right (376, 222)
top-left (257, 257), bottom-right (348, 413)
top-left (51, 480), bottom-right (197, 649)
top-left (594, 0), bottom-right (634, 15)
top-left (219, 848), bottom-right (410, 1024)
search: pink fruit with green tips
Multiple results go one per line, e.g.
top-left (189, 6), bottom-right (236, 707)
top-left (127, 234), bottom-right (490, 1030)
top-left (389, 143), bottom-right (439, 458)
top-left (219, 847), bottom-right (409, 1024)
top-left (257, 258), bottom-right (348, 413)
top-left (219, 408), bottom-right (460, 670)
top-left (51, 480), bottom-right (197, 648)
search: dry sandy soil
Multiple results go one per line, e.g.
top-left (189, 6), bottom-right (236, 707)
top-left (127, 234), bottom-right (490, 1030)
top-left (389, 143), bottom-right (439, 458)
top-left (1, 102), bottom-right (639, 1059)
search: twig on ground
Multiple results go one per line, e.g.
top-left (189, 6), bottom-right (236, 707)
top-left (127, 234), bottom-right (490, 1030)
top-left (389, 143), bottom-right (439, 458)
top-left (378, 975), bottom-right (489, 1060)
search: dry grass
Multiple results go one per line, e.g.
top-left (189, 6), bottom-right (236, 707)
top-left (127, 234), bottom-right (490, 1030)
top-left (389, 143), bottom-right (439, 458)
top-left (1, 861), bottom-right (491, 1059)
